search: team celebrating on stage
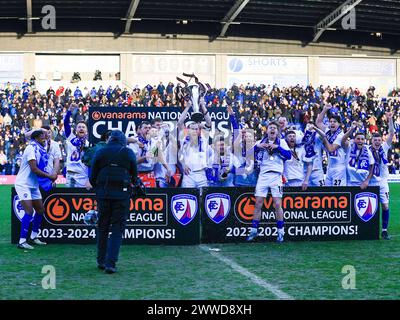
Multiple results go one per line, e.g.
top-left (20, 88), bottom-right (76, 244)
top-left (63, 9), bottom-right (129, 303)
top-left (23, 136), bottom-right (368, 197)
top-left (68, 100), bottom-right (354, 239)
top-left (14, 93), bottom-right (396, 248)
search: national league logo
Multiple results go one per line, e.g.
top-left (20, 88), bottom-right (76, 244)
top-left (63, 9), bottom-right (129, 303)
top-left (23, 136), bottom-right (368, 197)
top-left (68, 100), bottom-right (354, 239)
top-left (354, 192), bottom-right (378, 222)
top-left (171, 194), bottom-right (198, 225)
top-left (205, 193), bottom-right (230, 224)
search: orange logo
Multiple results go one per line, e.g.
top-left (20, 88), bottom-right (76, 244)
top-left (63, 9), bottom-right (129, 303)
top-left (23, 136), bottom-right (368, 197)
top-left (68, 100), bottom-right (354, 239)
top-left (47, 198), bottom-right (70, 222)
top-left (237, 196), bottom-right (256, 221)
top-left (92, 111), bottom-right (101, 121)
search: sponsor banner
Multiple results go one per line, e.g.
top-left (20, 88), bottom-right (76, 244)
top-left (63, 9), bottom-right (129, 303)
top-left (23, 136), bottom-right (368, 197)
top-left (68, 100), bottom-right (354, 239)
top-left (319, 58), bottom-right (396, 77)
top-left (0, 54), bottom-right (24, 84)
top-left (88, 107), bottom-right (233, 144)
top-left (388, 174), bottom-right (400, 183)
top-left (11, 187), bottom-right (200, 245)
top-left (35, 54), bottom-right (120, 73)
top-left (201, 186), bottom-right (380, 243)
top-left (318, 58), bottom-right (396, 95)
top-left (227, 56), bottom-right (308, 87)
top-left (132, 54), bottom-right (216, 88)
top-left (0, 175), bottom-right (66, 185)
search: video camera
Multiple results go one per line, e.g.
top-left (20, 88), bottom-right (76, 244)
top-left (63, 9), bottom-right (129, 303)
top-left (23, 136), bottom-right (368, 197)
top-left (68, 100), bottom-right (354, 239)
top-left (131, 177), bottom-right (146, 198)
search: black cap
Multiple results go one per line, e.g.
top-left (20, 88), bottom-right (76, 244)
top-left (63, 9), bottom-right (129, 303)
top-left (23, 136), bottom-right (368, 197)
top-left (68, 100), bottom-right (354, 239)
top-left (107, 130), bottom-right (127, 146)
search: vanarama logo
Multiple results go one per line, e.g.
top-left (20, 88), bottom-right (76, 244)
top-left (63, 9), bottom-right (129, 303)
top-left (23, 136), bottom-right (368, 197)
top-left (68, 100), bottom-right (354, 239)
top-left (46, 198), bottom-right (70, 222)
top-left (44, 193), bottom-right (166, 225)
top-left (234, 193), bottom-right (349, 223)
top-left (91, 111), bottom-right (147, 120)
top-left (129, 196), bottom-right (165, 211)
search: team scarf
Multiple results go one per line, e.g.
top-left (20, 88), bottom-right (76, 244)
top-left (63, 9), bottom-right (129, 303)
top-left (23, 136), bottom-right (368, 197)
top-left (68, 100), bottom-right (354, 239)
top-left (206, 151), bottom-right (231, 182)
top-left (348, 143), bottom-right (370, 170)
top-left (255, 136), bottom-right (280, 163)
top-left (137, 134), bottom-right (150, 157)
top-left (325, 127), bottom-right (342, 144)
top-left (370, 145), bottom-right (388, 176)
top-left (301, 130), bottom-right (317, 158)
top-left (70, 135), bottom-right (87, 160)
top-left (31, 140), bottom-right (52, 191)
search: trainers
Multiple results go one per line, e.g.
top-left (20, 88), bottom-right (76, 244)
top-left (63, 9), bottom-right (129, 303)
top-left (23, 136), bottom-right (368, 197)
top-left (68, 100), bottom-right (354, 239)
top-left (246, 228), bottom-right (258, 241)
top-left (29, 238), bottom-right (47, 245)
top-left (97, 264), bottom-right (106, 270)
top-left (276, 229), bottom-right (285, 243)
top-left (381, 230), bottom-right (391, 240)
top-left (17, 242), bottom-right (34, 250)
top-left (105, 267), bottom-right (117, 274)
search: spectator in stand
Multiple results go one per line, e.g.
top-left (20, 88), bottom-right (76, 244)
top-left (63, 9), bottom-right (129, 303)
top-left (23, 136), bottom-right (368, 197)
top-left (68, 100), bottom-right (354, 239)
top-left (0, 149), bottom-right (7, 173)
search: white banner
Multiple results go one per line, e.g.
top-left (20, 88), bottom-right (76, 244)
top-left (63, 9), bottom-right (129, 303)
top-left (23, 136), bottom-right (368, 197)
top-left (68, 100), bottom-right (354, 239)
top-left (132, 54), bottom-right (215, 87)
top-left (0, 54), bottom-right (24, 84)
top-left (35, 55), bottom-right (120, 73)
top-left (318, 58), bottom-right (396, 95)
top-left (227, 56), bottom-right (308, 87)
top-left (388, 174), bottom-right (400, 183)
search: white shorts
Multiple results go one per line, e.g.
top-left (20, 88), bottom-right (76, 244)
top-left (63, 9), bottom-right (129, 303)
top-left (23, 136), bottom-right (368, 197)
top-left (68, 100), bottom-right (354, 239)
top-left (15, 185), bottom-right (42, 201)
top-left (308, 170), bottom-right (325, 187)
top-left (255, 172), bottom-right (283, 198)
top-left (285, 179), bottom-right (302, 187)
top-left (371, 181), bottom-right (389, 204)
top-left (181, 170), bottom-right (209, 188)
top-left (66, 172), bottom-right (88, 188)
top-left (325, 168), bottom-right (346, 186)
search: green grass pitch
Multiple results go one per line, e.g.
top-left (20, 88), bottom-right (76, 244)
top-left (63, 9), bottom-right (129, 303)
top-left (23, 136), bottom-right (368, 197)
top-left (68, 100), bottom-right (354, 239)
top-left (0, 184), bottom-right (399, 300)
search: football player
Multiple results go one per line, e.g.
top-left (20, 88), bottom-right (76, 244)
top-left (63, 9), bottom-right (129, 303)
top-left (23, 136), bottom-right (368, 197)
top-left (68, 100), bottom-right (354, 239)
top-left (283, 130), bottom-right (312, 190)
top-left (369, 111), bottom-right (395, 240)
top-left (63, 103), bottom-right (91, 188)
top-left (341, 122), bottom-right (374, 189)
top-left (247, 121), bottom-right (291, 243)
top-left (315, 104), bottom-right (347, 186)
top-left (15, 130), bottom-right (57, 249)
top-left (302, 123), bottom-right (326, 187)
top-left (177, 98), bottom-right (212, 188)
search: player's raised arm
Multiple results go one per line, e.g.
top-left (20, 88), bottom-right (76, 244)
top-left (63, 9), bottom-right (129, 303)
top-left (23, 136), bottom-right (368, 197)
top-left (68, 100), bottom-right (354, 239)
top-left (386, 111), bottom-right (395, 145)
top-left (177, 100), bottom-right (191, 131)
top-left (64, 103), bottom-right (77, 138)
top-left (24, 128), bottom-right (47, 141)
top-left (311, 123), bottom-right (341, 154)
top-left (316, 103), bottom-right (331, 132)
top-left (341, 121), bottom-right (357, 150)
top-left (200, 96), bottom-right (212, 130)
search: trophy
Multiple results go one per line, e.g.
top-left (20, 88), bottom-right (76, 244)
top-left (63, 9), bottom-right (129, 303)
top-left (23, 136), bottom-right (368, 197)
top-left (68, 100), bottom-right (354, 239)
top-left (176, 73), bottom-right (211, 123)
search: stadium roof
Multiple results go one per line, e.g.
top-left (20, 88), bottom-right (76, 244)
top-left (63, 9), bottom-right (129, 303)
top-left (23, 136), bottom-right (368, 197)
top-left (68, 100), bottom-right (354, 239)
top-left (1, 0), bottom-right (400, 53)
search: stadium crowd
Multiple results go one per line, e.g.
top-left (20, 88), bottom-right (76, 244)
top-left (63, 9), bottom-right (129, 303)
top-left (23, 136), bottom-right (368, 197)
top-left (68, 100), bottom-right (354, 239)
top-left (1, 79), bottom-right (400, 176)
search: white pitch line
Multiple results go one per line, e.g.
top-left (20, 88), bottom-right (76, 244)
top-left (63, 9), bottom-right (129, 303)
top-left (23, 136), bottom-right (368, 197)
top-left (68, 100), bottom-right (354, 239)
top-left (199, 245), bottom-right (294, 300)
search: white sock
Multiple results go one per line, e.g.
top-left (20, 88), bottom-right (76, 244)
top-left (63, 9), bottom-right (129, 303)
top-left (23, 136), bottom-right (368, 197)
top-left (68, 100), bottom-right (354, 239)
top-left (19, 238), bottom-right (26, 244)
top-left (30, 232), bottom-right (38, 239)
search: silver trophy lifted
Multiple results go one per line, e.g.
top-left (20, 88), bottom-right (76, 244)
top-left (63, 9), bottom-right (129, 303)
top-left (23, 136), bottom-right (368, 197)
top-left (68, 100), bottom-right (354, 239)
top-left (176, 73), bottom-right (211, 123)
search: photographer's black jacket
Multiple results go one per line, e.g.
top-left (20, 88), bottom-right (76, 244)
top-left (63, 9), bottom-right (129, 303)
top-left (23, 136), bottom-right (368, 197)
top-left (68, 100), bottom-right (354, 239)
top-left (90, 137), bottom-right (137, 200)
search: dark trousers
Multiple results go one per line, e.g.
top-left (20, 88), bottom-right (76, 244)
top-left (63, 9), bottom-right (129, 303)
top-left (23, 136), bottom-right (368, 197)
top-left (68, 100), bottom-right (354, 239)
top-left (96, 197), bottom-right (130, 268)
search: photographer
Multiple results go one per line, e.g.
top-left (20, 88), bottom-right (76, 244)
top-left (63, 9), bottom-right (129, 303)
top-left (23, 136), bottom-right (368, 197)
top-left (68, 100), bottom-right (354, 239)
top-left (89, 130), bottom-right (138, 274)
